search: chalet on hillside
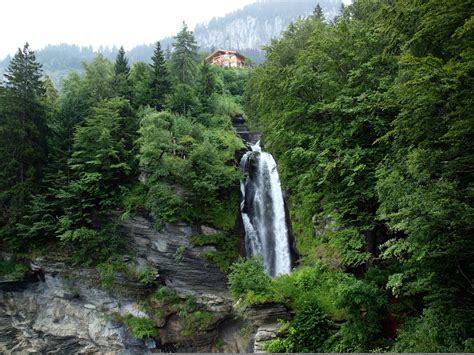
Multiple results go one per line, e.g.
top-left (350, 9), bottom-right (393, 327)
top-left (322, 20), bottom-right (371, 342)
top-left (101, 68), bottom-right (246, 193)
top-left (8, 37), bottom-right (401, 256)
top-left (206, 49), bottom-right (246, 68)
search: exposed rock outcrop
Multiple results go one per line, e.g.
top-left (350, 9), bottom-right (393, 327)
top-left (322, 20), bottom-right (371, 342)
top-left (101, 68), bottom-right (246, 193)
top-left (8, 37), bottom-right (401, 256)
top-left (241, 303), bottom-right (292, 353)
top-left (0, 215), bottom-right (241, 353)
top-left (113, 212), bottom-right (229, 296)
top-left (0, 260), bottom-right (150, 353)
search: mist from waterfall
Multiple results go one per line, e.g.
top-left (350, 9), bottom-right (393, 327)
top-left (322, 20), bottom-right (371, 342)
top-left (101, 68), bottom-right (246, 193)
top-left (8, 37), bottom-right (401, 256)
top-left (240, 141), bottom-right (292, 277)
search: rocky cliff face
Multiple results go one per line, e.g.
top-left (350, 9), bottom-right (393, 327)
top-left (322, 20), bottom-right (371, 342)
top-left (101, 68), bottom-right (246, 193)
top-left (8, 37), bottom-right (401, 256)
top-left (0, 260), bottom-right (152, 353)
top-left (1, 210), bottom-right (295, 353)
top-left (0, 214), bottom-right (248, 353)
top-left (195, 0), bottom-right (343, 54)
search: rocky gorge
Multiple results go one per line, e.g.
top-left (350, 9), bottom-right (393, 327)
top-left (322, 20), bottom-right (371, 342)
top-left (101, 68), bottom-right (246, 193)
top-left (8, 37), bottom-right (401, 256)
top-left (1, 200), bottom-right (289, 353)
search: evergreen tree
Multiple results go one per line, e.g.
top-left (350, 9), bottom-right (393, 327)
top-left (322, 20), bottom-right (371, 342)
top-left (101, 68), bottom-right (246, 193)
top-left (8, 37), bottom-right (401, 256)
top-left (198, 60), bottom-right (217, 109)
top-left (149, 41), bottom-right (171, 110)
top-left (58, 98), bottom-right (133, 232)
top-left (114, 46), bottom-right (131, 99)
top-left (313, 3), bottom-right (324, 21)
top-left (130, 62), bottom-right (153, 108)
top-left (0, 43), bottom-right (48, 246)
top-left (114, 46), bottom-right (129, 76)
top-left (170, 22), bottom-right (199, 85)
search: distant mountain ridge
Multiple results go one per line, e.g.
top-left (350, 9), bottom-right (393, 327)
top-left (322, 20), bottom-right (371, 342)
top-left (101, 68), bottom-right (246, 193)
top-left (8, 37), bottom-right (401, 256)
top-left (0, 0), bottom-right (343, 86)
top-left (196, 0), bottom-right (342, 52)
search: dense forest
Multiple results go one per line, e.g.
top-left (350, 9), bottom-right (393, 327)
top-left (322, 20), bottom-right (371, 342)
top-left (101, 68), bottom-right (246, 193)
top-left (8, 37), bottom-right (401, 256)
top-left (1, 0), bottom-right (473, 353)
top-left (242, 0), bottom-right (474, 352)
top-left (0, 22), bottom-right (248, 266)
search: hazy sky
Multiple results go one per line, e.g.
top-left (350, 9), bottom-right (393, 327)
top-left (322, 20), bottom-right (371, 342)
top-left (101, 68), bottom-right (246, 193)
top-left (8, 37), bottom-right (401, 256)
top-left (0, 0), bottom-right (352, 59)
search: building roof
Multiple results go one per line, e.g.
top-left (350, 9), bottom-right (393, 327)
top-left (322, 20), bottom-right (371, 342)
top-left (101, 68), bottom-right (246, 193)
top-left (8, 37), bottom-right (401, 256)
top-left (206, 49), bottom-right (246, 61)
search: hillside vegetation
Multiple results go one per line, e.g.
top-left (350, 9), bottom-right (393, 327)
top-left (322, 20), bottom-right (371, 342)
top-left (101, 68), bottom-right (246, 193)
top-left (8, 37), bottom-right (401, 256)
top-left (241, 0), bottom-right (474, 352)
top-left (0, 24), bottom-right (247, 267)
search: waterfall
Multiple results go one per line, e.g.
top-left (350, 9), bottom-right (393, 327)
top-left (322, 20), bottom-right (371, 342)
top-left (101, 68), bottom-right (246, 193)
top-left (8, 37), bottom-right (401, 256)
top-left (240, 141), bottom-right (292, 277)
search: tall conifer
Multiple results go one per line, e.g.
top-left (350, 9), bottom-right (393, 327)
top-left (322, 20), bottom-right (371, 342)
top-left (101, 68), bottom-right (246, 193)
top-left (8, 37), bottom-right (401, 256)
top-left (170, 22), bottom-right (199, 85)
top-left (0, 43), bottom-right (48, 244)
top-left (149, 41), bottom-right (171, 110)
top-left (114, 46), bottom-right (131, 99)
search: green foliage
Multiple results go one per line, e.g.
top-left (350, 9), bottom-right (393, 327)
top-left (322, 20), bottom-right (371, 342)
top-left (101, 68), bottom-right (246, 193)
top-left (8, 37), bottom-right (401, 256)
top-left (81, 54), bottom-right (114, 106)
top-left (228, 258), bottom-right (388, 352)
top-left (393, 308), bottom-right (474, 353)
top-left (149, 42), bottom-right (171, 110)
top-left (58, 224), bottom-right (124, 265)
top-left (129, 62), bottom-right (153, 108)
top-left (97, 261), bottom-right (115, 289)
top-left (191, 233), bottom-right (239, 272)
top-left (0, 258), bottom-right (28, 280)
top-left (154, 286), bottom-right (181, 305)
top-left (228, 257), bottom-right (274, 301)
top-left (113, 47), bottom-right (131, 99)
top-left (170, 22), bottom-right (198, 85)
top-left (174, 245), bottom-right (188, 263)
top-left (123, 315), bottom-right (157, 340)
top-left (244, 0), bottom-right (474, 351)
top-left (0, 43), bottom-right (48, 247)
top-left (210, 94), bottom-right (243, 117)
top-left (332, 278), bottom-right (387, 352)
top-left (136, 107), bottom-right (243, 228)
top-left (265, 300), bottom-right (331, 353)
top-left (121, 184), bottom-right (148, 219)
top-left (180, 310), bottom-right (216, 337)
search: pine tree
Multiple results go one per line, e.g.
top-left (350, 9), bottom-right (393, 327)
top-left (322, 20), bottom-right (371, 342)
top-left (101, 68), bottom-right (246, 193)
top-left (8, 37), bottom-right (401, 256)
top-left (313, 4), bottom-right (324, 21)
top-left (170, 22), bottom-right (199, 85)
top-left (149, 41), bottom-right (171, 110)
top-left (114, 46), bottom-right (131, 99)
top-left (114, 46), bottom-right (129, 76)
top-left (0, 43), bottom-right (48, 245)
top-left (198, 60), bottom-right (217, 109)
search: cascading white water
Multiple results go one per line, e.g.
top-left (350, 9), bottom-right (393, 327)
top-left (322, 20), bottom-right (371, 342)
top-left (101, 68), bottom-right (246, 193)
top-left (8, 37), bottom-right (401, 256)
top-left (240, 141), bottom-right (292, 277)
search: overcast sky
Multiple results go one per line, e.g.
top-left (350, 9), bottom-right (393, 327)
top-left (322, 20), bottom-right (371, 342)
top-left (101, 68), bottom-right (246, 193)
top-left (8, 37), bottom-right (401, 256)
top-left (0, 0), bottom-right (352, 59)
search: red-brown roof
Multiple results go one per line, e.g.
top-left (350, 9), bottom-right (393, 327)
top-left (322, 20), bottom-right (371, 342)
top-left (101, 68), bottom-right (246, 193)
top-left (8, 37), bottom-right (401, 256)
top-left (206, 49), bottom-right (246, 61)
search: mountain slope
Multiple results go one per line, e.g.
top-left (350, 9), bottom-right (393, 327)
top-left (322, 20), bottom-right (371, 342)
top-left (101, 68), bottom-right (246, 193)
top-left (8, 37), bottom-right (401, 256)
top-left (195, 0), bottom-right (343, 52)
top-left (0, 0), bottom-right (343, 84)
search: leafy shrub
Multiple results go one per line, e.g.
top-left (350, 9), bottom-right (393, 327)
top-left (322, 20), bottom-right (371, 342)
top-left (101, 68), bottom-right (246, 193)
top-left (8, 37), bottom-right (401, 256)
top-left (228, 257), bottom-right (274, 301)
top-left (58, 223), bottom-right (125, 265)
top-left (146, 182), bottom-right (189, 223)
top-left (123, 315), bottom-right (157, 340)
top-left (331, 278), bottom-right (387, 352)
top-left (393, 308), bottom-right (474, 353)
top-left (291, 299), bottom-right (332, 352)
top-left (264, 301), bottom-right (331, 353)
top-left (138, 263), bottom-right (158, 285)
top-left (154, 286), bottom-right (181, 305)
top-left (121, 184), bottom-right (148, 219)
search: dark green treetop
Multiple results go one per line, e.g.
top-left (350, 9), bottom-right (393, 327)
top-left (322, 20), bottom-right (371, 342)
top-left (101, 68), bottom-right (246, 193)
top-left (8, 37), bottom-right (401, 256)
top-left (171, 22), bottom-right (199, 85)
top-left (149, 41), bottom-right (171, 110)
top-left (313, 3), bottom-right (324, 21)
